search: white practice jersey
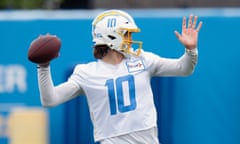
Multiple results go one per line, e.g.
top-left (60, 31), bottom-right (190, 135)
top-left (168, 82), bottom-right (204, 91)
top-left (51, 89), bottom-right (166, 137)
top-left (38, 50), bottom-right (197, 142)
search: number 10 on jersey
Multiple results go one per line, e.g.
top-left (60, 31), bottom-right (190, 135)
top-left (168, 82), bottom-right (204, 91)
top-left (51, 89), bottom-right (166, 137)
top-left (105, 75), bottom-right (137, 115)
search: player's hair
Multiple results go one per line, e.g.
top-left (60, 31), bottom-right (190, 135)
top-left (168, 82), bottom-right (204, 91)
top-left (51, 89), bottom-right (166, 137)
top-left (93, 44), bottom-right (110, 59)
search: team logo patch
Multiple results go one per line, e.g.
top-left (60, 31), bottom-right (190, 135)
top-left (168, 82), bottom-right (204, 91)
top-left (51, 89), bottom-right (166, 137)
top-left (126, 59), bottom-right (145, 73)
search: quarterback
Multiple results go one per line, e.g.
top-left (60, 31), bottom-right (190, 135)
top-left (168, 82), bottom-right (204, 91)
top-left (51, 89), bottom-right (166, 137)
top-left (37, 9), bottom-right (202, 144)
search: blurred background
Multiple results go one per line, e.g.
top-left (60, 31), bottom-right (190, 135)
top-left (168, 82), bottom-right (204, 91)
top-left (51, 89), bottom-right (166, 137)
top-left (0, 0), bottom-right (240, 144)
top-left (0, 0), bottom-right (240, 9)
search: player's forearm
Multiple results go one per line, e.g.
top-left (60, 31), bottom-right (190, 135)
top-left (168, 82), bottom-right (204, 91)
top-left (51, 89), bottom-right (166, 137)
top-left (154, 48), bottom-right (198, 76)
top-left (37, 66), bottom-right (57, 107)
top-left (37, 66), bottom-right (82, 107)
top-left (177, 48), bottom-right (198, 75)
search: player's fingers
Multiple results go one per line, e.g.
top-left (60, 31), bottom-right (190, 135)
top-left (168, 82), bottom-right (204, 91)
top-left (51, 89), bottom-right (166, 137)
top-left (55, 52), bottom-right (60, 58)
top-left (38, 34), bottom-right (43, 39)
top-left (188, 15), bottom-right (193, 28)
top-left (182, 16), bottom-right (186, 31)
top-left (31, 36), bottom-right (40, 45)
top-left (192, 16), bottom-right (198, 29)
top-left (196, 21), bottom-right (203, 32)
top-left (174, 31), bottom-right (181, 39)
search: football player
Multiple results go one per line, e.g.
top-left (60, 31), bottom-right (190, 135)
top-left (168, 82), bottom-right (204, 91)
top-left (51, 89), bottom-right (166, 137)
top-left (37, 9), bottom-right (202, 144)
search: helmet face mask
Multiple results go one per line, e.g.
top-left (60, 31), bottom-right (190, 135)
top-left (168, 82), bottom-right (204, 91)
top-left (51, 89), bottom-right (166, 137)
top-left (92, 10), bottom-right (143, 57)
top-left (118, 28), bottom-right (142, 56)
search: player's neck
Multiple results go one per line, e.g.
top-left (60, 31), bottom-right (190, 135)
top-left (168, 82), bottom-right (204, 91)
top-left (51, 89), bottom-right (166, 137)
top-left (102, 50), bottom-right (124, 65)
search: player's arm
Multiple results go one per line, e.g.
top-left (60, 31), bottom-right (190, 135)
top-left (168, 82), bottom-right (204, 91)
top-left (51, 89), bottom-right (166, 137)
top-left (148, 15), bottom-right (202, 76)
top-left (37, 65), bottom-right (83, 107)
top-left (27, 34), bottom-right (83, 107)
top-left (145, 49), bottom-right (197, 76)
top-left (163, 48), bottom-right (198, 76)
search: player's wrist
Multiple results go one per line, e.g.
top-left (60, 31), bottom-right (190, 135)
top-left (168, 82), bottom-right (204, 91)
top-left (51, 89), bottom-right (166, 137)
top-left (185, 48), bottom-right (198, 55)
top-left (37, 62), bottom-right (50, 68)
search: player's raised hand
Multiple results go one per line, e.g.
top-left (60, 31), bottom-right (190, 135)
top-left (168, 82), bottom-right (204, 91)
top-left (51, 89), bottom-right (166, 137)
top-left (174, 15), bottom-right (203, 50)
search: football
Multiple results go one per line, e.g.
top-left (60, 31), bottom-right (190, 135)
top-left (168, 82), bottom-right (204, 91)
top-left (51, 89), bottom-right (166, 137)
top-left (27, 34), bottom-right (61, 64)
